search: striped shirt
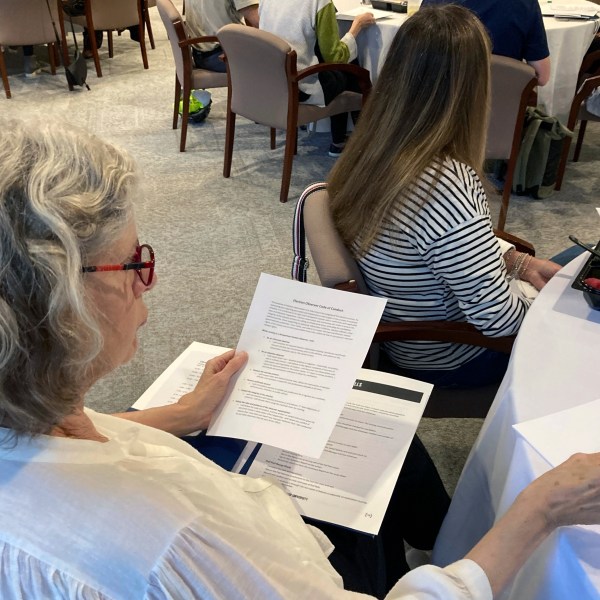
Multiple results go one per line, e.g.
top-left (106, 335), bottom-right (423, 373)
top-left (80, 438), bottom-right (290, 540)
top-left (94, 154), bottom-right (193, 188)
top-left (357, 158), bottom-right (530, 371)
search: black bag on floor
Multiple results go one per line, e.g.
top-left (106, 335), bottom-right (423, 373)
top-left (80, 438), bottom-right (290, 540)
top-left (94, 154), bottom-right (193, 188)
top-left (512, 107), bottom-right (573, 199)
top-left (45, 0), bottom-right (90, 90)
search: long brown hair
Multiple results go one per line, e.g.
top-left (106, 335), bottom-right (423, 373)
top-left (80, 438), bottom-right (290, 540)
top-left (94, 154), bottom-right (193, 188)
top-left (329, 5), bottom-right (492, 254)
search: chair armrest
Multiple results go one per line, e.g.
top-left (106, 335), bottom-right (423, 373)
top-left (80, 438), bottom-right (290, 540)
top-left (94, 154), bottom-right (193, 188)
top-left (333, 279), bottom-right (515, 354)
top-left (296, 63), bottom-right (372, 96)
top-left (580, 50), bottom-right (600, 77)
top-left (334, 280), bottom-right (360, 293)
top-left (494, 229), bottom-right (535, 256)
top-left (373, 321), bottom-right (516, 354)
top-left (179, 35), bottom-right (220, 48)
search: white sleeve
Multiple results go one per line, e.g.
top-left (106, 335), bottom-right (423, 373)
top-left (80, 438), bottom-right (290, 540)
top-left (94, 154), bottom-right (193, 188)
top-left (386, 560), bottom-right (493, 600)
top-left (496, 237), bottom-right (515, 257)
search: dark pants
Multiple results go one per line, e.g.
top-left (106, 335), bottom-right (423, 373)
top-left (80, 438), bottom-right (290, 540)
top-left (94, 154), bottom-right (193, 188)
top-left (192, 46), bottom-right (227, 73)
top-left (379, 347), bottom-right (510, 389)
top-left (309, 436), bottom-right (450, 598)
top-left (299, 68), bottom-right (362, 145)
top-left (586, 35), bottom-right (600, 75)
top-left (23, 45), bottom-right (34, 57)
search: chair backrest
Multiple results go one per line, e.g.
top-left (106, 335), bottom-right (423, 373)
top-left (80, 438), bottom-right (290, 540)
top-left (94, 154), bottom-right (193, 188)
top-left (157, 0), bottom-right (187, 84)
top-left (78, 0), bottom-right (141, 31)
top-left (0, 0), bottom-right (61, 46)
top-left (302, 188), bottom-right (369, 293)
top-left (486, 55), bottom-right (537, 159)
top-left (218, 24), bottom-right (293, 129)
top-left (574, 74), bottom-right (600, 124)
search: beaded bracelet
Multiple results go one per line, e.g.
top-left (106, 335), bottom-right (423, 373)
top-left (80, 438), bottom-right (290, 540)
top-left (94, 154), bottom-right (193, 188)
top-left (510, 252), bottom-right (527, 279)
top-left (519, 254), bottom-right (533, 279)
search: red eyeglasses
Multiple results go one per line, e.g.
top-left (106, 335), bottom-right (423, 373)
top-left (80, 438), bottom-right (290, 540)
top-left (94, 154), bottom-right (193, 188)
top-left (82, 243), bottom-right (155, 286)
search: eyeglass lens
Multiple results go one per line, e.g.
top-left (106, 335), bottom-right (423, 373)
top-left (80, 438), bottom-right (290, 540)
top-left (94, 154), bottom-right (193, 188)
top-left (137, 245), bottom-right (153, 285)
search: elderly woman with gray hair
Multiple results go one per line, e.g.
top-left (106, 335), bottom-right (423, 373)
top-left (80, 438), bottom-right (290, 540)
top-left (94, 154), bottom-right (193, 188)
top-left (1, 119), bottom-right (600, 600)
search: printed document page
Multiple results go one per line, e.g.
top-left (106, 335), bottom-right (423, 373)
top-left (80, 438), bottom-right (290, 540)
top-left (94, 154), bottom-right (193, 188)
top-left (514, 398), bottom-right (600, 467)
top-left (237, 368), bottom-right (432, 534)
top-left (132, 341), bottom-right (229, 414)
top-left (208, 274), bottom-right (386, 458)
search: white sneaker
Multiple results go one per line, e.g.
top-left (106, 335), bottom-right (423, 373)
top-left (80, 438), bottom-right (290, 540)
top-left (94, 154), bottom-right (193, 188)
top-left (24, 56), bottom-right (44, 78)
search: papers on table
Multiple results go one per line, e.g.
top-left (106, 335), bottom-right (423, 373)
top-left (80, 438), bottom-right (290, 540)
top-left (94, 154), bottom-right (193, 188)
top-left (514, 398), bottom-right (600, 466)
top-left (337, 6), bottom-right (395, 19)
top-left (208, 274), bottom-right (386, 458)
top-left (236, 369), bottom-right (432, 534)
top-left (539, 2), bottom-right (599, 18)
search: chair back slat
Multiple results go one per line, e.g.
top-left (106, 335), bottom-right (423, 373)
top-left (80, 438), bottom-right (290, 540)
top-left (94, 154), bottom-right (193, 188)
top-left (218, 24), bottom-right (292, 129)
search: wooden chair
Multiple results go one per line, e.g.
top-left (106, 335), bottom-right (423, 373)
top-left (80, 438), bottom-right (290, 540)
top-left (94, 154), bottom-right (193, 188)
top-left (294, 185), bottom-right (535, 418)
top-left (157, 0), bottom-right (227, 152)
top-left (0, 0), bottom-right (68, 99)
top-left (555, 51), bottom-right (600, 191)
top-left (145, 0), bottom-right (156, 50)
top-left (218, 24), bottom-right (372, 203)
top-left (67, 0), bottom-right (148, 78)
top-left (486, 55), bottom-right (538, 231)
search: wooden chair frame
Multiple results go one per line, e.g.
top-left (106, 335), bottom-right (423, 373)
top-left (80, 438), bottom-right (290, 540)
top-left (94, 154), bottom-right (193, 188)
top-left (0, 0), bottom-right (70, 99)
top-left (555, 51), bottom-right (600, 191)
top-left (71, 0), bottom-right (148, 78)
top-left (223, 49), bottom-right (371, 203)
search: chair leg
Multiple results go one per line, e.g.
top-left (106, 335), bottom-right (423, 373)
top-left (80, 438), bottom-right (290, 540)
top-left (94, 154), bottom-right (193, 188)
top-left (180, 82), bottom-right (190, 152)
top-left (224, 111), bottom-right (237, 178)
top-left (182, 0), bottom-right (185, 15)
top-left (294, 127), bottom-right (298, 156)
top-left (496, 185), bottom-right (510, 231)
top-left (280, 130), bottom-right (296, 203)
top-left (107, 30), bottom-right (114, 58)
top-left (89, 28), bottom-right (103, 77)
top-left (573, 120), bottom-right (587, 163)
top-left (145, 1), bottom-right (156, 50)
top-left (270, 128), bottom-right (276, 150)
top-left (139, 27), bottom-right (149, 70)
top-left (554, 134), bottom-right (573, 191)
top-left (47, 44), bottom-right (57, 75)
top-left (0, 49), bottom-right (11, 99)
top-left (173, 75), bottom-right (181, 130)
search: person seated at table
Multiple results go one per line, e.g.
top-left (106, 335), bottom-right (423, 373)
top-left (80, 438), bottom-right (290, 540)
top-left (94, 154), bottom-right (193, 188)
top-left (3, 117), bottom-right (600, 600)
top-left (259, 0), bottom-right (375, 157)
top-left (186, 0), bottom-right (259, 72)
top-left (420, 0), bottom-right (551, 85)
top-left (328, 6), bottom-right (560, 388)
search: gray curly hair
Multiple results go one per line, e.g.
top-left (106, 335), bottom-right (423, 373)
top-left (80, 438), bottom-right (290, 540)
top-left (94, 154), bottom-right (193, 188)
top-left (0, 119), bottom-right (137, 436)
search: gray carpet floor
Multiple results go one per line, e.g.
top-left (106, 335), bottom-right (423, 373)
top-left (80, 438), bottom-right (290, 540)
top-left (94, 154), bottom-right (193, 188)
top-left (2, 3), bottom-right (598, 495)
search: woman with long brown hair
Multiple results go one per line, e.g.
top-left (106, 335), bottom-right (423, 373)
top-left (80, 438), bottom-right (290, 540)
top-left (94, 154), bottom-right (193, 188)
top-left (328, 5), bottom-right (560, 387)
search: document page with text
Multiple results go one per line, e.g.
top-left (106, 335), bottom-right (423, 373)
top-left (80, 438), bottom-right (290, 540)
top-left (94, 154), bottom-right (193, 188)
top-left (132, 342), bottom-right (230, 413)
top-left (238, 368), bottom-right (432, 534)
top-left (207, 273), bottom-right (386, 457)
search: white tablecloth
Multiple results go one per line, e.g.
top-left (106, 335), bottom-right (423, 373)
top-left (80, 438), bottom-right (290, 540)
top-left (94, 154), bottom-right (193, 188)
top-left (337, 0), bottom-right (598, 121)
top-left (432, 254), bottom-right (600, 600)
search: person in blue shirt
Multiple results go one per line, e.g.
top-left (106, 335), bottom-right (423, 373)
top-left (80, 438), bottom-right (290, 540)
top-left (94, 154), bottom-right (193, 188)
top-left (420, 0), bottom-right (551, 85)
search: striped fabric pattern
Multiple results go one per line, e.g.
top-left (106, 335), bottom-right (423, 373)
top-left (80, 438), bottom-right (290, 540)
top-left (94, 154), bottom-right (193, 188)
top-left (357, 158), bottom-right (530, 371)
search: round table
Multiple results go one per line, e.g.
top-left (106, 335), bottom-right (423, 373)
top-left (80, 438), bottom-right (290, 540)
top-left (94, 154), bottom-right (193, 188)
top-left (433, 253), bottom-right (600, 600)
top-left (337, 0), bottom-right (599, 121)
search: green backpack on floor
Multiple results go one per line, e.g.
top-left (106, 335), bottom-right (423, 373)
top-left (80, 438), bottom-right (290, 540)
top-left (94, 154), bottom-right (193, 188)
top-left (512, 107), bottom-right (573, 199)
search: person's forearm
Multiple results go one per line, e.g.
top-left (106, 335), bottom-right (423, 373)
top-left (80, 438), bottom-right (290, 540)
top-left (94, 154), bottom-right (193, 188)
top-left (465, 488), bottom-right (552, 596)
top-left (113, 403), bottom-right (204, 437)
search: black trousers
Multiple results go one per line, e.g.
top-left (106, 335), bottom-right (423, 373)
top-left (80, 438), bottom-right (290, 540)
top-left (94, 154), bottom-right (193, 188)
top-left (307, 435), bottom-right (450, 599)
top-left (299, 68), bottom-right (362, 145)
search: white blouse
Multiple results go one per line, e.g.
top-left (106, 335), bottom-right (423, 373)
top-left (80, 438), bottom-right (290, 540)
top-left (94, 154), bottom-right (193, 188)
top-left (0, 410), bottom-right (492, 599)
